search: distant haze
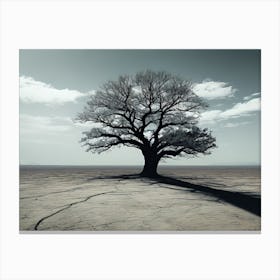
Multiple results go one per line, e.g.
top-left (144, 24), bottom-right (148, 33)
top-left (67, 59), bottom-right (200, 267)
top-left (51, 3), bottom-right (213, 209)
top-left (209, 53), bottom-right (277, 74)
top-left (19, 50), bottom-right (261, 166)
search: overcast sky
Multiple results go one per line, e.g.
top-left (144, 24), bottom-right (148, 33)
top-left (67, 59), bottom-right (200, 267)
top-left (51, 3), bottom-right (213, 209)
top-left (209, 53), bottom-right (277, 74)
top-left (19, 50), bottom-right (261, 166)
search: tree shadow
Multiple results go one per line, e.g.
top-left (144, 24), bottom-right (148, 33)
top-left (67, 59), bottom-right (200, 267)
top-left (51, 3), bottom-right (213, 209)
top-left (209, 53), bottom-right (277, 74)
top-left (87, 173), bottom-right (261, 217)
top-left (154, 175), bottom-right (261, 216)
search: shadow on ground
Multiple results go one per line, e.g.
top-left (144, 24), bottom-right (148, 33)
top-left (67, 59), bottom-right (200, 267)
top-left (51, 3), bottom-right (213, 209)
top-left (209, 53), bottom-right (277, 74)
top-left (87, 174), bottom-right (261, 217)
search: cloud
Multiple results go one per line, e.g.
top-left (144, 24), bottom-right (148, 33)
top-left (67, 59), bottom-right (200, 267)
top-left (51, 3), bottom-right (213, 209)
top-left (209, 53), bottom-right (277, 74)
top-left (200, 97), bottom-right (260, 124)
top-left (20, 114), bottom-right (73, 134)
top-left (224, 121), bottom-right (250, 128)
top-left (73, 121), bottom-right (102, 129)
top-left (20, 76), bottom-right (87, 104)
top-left (220, 97), bottom-right (260, 118)
top-left (193, 79), bottom-right (237, 100)
top-left (20, 114), bottom-right (101, 138)
top-left (199, 110), bottom-right (222, 123)
top-left (243, 92), bottom-right (260, 101)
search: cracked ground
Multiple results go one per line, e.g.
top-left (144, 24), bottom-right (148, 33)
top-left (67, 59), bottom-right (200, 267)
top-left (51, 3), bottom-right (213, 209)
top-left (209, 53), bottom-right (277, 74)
top-left (19, 166), bottom-right (261, 231)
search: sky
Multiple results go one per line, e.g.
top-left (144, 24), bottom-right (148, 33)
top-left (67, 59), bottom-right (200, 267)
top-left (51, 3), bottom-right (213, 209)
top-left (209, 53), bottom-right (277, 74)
top-left (19, 50), bottom-right (261, 166)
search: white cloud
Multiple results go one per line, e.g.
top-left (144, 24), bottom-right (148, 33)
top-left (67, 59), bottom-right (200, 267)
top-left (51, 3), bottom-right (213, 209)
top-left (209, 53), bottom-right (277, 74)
top-left (224, 122), bottom-right (239, 128)
top-left (20, 76), bottom-right (87, 104)
top-left (73, 121), bottom-right (102, 128)
top-left (193, 79), bottom-right (237, 100)
top-left (243, 92), bottom-right (260, 101)
top-left (20, 114), bottom-right (72, 134)
top-left (200, 110), bottom-right (222, 123)
top-left (252, 92), bottom-right (260, 97)
top-left (20, 114), bottom-right (101, 138)
top-left (224, 121), bottom-right (250, 128)
top-left (220, 97), bottom-right (260, 118)
top-left (200, 97), bottom-right (260, 124)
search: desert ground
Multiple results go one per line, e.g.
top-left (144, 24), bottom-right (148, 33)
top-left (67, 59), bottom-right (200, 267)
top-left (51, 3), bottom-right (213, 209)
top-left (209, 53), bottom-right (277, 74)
top-left (20, 166), bottom-right (261, 231)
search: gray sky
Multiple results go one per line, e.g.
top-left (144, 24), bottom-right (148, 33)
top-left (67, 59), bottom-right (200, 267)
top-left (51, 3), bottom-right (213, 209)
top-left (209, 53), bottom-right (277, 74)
top-left (19, 50), bottom-right (261, 166)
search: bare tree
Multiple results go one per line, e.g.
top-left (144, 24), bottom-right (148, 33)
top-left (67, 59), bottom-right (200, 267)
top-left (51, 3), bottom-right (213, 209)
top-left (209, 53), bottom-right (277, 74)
top-left (76, 70), bottom-right (216, 177)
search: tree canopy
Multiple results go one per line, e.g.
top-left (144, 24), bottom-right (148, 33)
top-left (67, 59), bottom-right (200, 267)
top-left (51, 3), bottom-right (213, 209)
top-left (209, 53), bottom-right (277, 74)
top-left (76, 70), bottom-right (216, 177)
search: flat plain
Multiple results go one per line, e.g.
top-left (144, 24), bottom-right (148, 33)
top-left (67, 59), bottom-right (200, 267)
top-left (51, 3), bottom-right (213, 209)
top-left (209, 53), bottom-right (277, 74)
top-left (19, 166), bottom-right (261, 231)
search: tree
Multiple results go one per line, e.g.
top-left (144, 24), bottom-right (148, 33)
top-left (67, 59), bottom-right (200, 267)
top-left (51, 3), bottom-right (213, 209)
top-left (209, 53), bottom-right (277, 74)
top-left (76, 70), bottom-right (216, 177)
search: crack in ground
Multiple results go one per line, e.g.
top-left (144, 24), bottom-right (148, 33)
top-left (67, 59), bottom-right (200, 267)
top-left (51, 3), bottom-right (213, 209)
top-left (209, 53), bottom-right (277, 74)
top-left (21, 185), bottom-right (102, 200)
top-left (91, 220), bottom-right (127, 230)
top-left (34, 191), bottom-right (114, 230)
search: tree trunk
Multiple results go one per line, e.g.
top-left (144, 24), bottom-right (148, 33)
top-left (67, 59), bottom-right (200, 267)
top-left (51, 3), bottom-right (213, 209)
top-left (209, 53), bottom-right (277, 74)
top-left (140, 153), bottom-right (159, 178)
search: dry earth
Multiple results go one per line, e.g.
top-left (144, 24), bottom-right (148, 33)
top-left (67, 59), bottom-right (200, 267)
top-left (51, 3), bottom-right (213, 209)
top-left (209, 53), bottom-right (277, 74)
top-left (20, 166), bottom-right (261, 231)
